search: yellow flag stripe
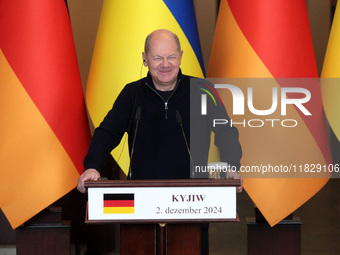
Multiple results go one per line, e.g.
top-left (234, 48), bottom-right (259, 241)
top-left (321, 1), bottom-right (340, 141)
top-left (104, 207), bottom-right (135, 214)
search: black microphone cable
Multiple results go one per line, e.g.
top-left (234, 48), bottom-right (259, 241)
top-left (128, 106), bottom-right (142, 180)
top-left (176, 110), bottom-right (195, 178)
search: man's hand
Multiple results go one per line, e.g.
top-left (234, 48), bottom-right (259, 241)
top-left (77, 168), bottom-right (101, 193)
top-left (227, 171), bottom-right (243, 193)
top-left (207, 162), bottom-right (243, 192)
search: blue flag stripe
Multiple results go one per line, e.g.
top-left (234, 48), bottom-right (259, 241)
top-left (163, 0), bottom-right (205, 75)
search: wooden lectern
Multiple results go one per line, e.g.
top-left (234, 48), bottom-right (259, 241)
top-left (85, 179), bottom-right (240, 255)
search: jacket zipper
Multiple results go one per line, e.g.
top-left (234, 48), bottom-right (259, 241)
top-left (145, 78), bottom-right (181, 119)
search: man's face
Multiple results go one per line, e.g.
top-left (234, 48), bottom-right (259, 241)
top-left (143, 34), bottom-right (183, 90)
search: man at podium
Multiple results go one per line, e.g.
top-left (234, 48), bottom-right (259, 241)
top-left (77, 29), bottom-right (242, 254)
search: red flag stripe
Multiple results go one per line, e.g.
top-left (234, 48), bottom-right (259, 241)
top-left (104, 200), bottom-right (135, 207)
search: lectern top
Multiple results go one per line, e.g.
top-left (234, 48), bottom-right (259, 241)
top-left (84, 179), bottom-right (241, 188)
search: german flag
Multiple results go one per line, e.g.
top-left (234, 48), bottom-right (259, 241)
top-left (103, 194), bottom-right (135, 214)
top-left (208, 0), bottom-right (332, 226)
top-left (0, 0), bottom-right (91, 229)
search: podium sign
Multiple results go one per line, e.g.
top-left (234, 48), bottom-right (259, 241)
top-left (85, 179), bottom-right (239, 223)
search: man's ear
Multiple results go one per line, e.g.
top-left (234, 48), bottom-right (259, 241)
top-left (142, 52), bottom-right (147, 66)
top-left (179, 50), bottom-right (183, 65)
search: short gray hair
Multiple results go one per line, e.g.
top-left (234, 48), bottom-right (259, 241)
top-left (144, 31), bottom-right (181, 55)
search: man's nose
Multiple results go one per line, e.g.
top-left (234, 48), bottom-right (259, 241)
top-left (162, 59), bottom-right (170, 67)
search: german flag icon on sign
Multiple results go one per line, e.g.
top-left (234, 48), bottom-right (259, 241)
top-left (103, 194), bottom-right (135, 214)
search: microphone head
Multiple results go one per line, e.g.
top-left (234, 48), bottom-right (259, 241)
top-left (136, 106), bottom-right (142, 121)
top-left (176, 110), bottom-right (183, 124)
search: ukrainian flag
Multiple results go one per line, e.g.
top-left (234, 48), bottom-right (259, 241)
top-left (86, 0), bottom-right (205, 175)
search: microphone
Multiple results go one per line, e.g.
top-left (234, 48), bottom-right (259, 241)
top-left (176, 110), bottom-right (195, 178)
top-left (129, 106), bottom-right (142, 179)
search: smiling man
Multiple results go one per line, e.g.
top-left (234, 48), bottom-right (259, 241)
top-left (77, 29), bottom-right (242, 255)
top-left (78, 29), bottom-right (197, 189)
top-left (77, 28), bottom-right (242, 193)
top-left (142, 29), bottom-right (183, 91)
